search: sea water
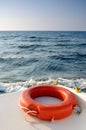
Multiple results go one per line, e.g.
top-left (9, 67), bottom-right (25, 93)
top-left (0, 31), bottom-right (86, 93)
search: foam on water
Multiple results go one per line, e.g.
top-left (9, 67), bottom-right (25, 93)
top-left (0, 78), bottom-right (86, 94)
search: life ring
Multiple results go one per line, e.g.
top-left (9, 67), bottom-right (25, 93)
top-left (19, 84), bottom-right (77, 121)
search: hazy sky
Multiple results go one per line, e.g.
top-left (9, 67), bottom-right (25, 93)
top-left (0, 0), bottom-right (86, 31)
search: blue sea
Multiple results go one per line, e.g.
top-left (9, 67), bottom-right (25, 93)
top-left (0, 31), bottom-right (86, 93)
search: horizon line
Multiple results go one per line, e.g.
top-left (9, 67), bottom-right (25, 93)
top-left (0, 30), bottom-right (86, 32)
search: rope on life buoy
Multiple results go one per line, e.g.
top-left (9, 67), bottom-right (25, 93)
top-left (19, 103), bottom-right (38, 123)
top-left (19, 103), bottom-right (56, 122)
top-left (73, 105), bottom-right (82, 115)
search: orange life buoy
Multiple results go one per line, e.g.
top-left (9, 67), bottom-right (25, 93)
top-left (19, 84), bottom-right (77, 121)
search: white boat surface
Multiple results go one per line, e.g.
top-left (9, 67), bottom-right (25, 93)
top-left (0, 85), bottom-right (86, 130)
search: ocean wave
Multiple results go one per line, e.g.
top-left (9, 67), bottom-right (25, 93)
top-left (58, 39), bottom-right (71, 42)
top-left (75, 52), bottom-right (86, 59)
top-left (78, 43), bottom-right (86, 46)
top-left (18, 44), bottom-right (46, 50)
top-left (30, 36), bottom-right (38, 39)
